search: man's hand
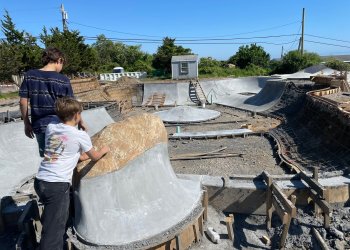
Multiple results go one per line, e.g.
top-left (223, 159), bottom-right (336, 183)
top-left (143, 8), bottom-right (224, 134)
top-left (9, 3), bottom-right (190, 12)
top-left (24, 123), bottom-right (34, 139)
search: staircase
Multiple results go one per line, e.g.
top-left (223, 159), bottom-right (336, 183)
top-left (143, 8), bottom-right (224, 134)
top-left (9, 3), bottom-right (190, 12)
top-left (143, 92), bottom-right (166, 107)
top-left (189, 79), bottom-right (208, 105)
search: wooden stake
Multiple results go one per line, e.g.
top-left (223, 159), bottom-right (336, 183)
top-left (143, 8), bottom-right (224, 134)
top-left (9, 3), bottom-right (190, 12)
top-left (225, 214), bottom-right (234, 241)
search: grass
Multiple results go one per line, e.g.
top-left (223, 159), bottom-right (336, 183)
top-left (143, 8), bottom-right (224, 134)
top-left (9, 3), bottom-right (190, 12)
top-left (0, 91), bottom-right (19, 100)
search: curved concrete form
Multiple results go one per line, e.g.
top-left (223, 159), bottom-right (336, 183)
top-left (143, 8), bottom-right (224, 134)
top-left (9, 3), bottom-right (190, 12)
top-left (74, 114), bottom-right (203, 248)
top-left (0, 122), bottom-right (41, 198)
top-left (275, 65), bottom-right (339, 80)
top-left (200, 77), bottom-right (287, 112)
top-left (154, 106), bottom-right (221, 123)
top-left (142, 82), bottom-right (193, 106)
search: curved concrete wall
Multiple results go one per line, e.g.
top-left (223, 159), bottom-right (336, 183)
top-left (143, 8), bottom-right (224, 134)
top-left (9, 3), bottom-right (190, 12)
top-left (142, 82), bottom-right (193, 106)
top-left (74, 143), bottom-right (202, 247)
top-left (74, 114), bottom-right (203, 247)
top-left (201, 77), bottom-right (286, 112)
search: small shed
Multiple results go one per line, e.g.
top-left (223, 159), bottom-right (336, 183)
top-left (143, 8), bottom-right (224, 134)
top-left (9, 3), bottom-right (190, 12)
top-left (171, 55), bottom-right (199, 80)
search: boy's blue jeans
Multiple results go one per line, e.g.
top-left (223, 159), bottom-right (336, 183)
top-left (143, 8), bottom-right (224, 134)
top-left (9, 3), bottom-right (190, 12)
top-left (34, 178), bottom-right (70, 250)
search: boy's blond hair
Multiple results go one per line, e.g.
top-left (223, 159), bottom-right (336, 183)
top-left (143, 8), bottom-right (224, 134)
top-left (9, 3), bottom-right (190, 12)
top-left (55, 97), bottom-right (83, 122)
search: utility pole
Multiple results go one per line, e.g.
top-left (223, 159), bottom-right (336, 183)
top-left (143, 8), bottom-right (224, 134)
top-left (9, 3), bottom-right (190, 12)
top-left (301, 8), bottom-right (305, 55)
top-left (281, 46), bottom-right (284, 59)
top-left (60, 4), bottom-right (68, 31)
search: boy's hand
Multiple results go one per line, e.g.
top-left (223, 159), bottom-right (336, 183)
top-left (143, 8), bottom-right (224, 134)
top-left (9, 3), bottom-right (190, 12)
top-left (101, 146), bottom-right (110, 155)
top-left (78, 120), bottom-right (88, 131)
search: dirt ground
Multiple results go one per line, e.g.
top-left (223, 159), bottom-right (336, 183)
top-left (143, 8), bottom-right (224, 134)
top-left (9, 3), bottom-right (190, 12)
top-left (1, 102), bottom-right (349, 249)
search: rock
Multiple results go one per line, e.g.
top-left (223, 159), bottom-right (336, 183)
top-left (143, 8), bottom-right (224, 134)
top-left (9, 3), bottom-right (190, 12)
top-left (329, 226), bottom-right (344, 240)
top-left (340, 224), bottom-right (350, 233)
top-left (334, 239), bottom-right (345, 250)
top-left (319, 228), bottom-right (327, 239)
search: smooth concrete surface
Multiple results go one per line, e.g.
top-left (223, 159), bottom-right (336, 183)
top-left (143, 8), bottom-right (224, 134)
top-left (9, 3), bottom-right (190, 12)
top-left (201, 77), bottom-right (286, 112)
top-left (81, 107), bottom-right (114, 137)
top-left (74, 143), bottom-right (202, 247)
top-left (0, 122), bottom-right (41, 198)
top-left (142, 82), bottom-right (193, 106)
top-left (154, 106), bottom-right (221, 123)
top-left (172, 128), bottom-right (252, 139)
top-left (0, 108), bottom-right (114, 198)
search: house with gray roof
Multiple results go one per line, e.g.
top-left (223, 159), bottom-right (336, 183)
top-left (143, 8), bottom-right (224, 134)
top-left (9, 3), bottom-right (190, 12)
top-left (171, 55), bottom-right (199, 80)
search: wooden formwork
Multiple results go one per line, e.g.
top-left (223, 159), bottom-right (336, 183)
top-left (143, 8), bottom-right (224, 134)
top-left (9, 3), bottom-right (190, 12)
top-left (263, 171), bottom-right (296, 249)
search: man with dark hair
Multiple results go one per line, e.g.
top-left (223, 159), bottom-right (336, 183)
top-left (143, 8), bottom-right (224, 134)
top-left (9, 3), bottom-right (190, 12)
top-left (19, 47), bottom-right (86, 157)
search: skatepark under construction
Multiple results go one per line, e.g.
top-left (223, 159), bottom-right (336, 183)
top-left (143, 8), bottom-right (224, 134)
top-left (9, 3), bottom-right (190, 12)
top-left (0, 65), bottom-right (350, 249)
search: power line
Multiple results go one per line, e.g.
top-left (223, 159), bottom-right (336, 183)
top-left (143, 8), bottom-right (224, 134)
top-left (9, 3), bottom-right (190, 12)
top-left (68, 20), bottom-right (300, 39)
top-left (305, 34), bottom-right (350, 44)
top-left (304, 40), bottom-right (350, 49)
top-left (83, 34), bottom-right (300, 42)
top-left (68, 21), bottom-right (163, 38)
top-left (83, 36), bottom-right (297, 46)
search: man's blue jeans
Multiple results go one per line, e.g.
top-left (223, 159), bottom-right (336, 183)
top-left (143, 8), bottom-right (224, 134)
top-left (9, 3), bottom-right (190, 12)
top-left (35, 133), bottom-right (45, 157)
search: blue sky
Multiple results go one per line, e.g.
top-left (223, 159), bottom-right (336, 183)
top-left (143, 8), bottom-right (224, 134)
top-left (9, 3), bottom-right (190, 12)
top-left (1, 0), bottom-right (350, 60)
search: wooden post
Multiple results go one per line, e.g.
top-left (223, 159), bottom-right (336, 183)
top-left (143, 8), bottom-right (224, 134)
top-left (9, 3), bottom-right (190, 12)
top-left (175, 235), bottom-right (182, 250)
top-left (263, 171), bottom-right (273, 229)
top-left (280, 216), bottom-right (292, 250)
top-left (313, 167), bottom-right (321, 217)
top-left (202, 189), bottom-right (208, 222)
top-left (225, 214), bottom-right (234, 241)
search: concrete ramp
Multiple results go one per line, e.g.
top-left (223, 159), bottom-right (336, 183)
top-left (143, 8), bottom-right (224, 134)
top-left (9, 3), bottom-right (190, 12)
top-left (0, 122), bottom-right (41, 198)
top-left (275, 65), bottom-right (339, 79)
top-left (154, 106), bottom-right (221, 123)
top-left (74, 114), bottom-right (203, 248)
top-left (0, 107), bottom-right (114, 198)
top-left (142, 82), bottom-right (193, 106)
top-left (201, 77), bottom-right (286, 112)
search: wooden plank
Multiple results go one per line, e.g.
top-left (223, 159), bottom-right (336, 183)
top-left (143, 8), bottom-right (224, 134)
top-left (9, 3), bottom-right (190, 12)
top-left (308, 189), bottom-right (331, 214)
top-left (272, 197), bottom-right (288, 224)
top-left (299, 171), bottom-right (329, 200)
top-left (193, 223), bottom-right (200, 243)
top-left (272, 183), bottom-right (297, 218)
top-left (312, 227), bottom-right (329, 250)
top-left (170, 147), bottom-right (227, 159)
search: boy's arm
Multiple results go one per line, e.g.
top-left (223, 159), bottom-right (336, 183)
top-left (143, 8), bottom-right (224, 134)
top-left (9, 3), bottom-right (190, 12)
top-left (81, 146), bottom-right (109, 162)
top-left (19, 97), bottom-right (34, 139)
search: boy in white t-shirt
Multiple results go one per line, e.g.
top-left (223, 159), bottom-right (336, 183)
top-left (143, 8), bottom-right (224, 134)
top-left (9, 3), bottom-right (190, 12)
top-left (34, 97), bottom-right (109, 250)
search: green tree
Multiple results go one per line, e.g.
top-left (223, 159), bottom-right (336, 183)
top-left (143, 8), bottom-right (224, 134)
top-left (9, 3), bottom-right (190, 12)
top-left (152, 37), bottom-right (192, 75)
top-left (0, 10), bottom-right (42, 77)
top-left (198, 57), bottom-right (223, 75)
top-left (92, 35), bottom-right (153, 73)
top-left (228, 44), bottom-right (270, 69)
top-left (40, 27), bottom-right (98, 74)
top-left (277, 50), bottom-right (321, 74)
top-left (0, 41), bottom-right (22, 81)
top-left (325, 58), bottom-right (350, 71)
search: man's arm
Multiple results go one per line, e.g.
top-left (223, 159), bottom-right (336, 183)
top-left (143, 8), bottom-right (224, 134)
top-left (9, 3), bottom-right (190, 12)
top-left (19, 97), bottom-right (34, 139)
